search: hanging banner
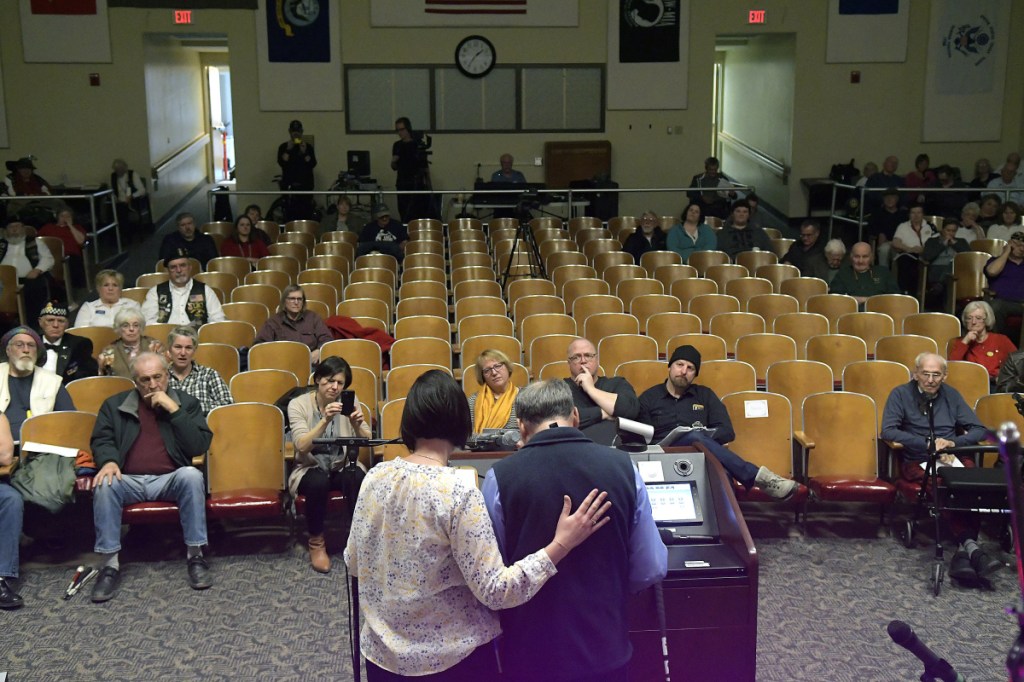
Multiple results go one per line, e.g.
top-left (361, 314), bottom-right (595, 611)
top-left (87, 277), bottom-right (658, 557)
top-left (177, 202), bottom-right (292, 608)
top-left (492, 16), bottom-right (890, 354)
top-left (255, 0), bottom-right (342, 111)
top-left (607, 0), bottom-right (688, 110)
top-left (267, 0), bottom-right (331, 63)
top-left (923, 0), bottom-right (1010, 142)
top-left (20, 0), bottom-right (110, 62)
top-left (618, 0), bottom-right (680, 63)
top-left (826, 0), bottom-right (908, 63)
top-left (371, 0), bottom-right (577, 27)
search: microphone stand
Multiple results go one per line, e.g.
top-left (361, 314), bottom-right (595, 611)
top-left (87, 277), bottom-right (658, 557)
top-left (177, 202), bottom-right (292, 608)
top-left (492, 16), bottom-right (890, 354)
top-left (311, 436), bottom-right (402, 470)
top-left (998, 423), bottom-right (1024, 681)
top-left (922, 398), bottom-right (946, 571)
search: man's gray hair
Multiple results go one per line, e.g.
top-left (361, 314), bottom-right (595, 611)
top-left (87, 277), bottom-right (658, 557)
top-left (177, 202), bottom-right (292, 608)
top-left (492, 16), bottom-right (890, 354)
top-left (914, 352), bottom-right (947, 373)
top-left (515, 380), bottom-right (575, 426)
top-left (130, 351), bottom-right (168, 379)
top-left (168, 325), bottom-right (198, 347)
top-left (823, 238), bottom-right (847, 256)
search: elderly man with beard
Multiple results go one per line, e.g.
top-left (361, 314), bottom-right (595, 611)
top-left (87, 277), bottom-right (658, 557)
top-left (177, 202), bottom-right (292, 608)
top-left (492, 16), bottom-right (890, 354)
top-left (142, 248), bottom-right (225, 329)
top-left (1, 217), bottom-right (57, 318)
top-left (0, 325), bottom-right (75, 442)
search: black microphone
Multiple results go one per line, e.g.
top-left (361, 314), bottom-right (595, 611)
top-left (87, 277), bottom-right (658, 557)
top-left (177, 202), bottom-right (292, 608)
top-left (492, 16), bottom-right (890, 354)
top-left (887, 620), bottom-right (963, 682)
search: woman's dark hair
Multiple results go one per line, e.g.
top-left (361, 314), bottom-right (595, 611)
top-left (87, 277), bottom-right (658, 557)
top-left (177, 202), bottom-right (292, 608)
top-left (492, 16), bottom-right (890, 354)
top-left (243, 203), bottom-right (262, 218)
top-left (915, 153), bottom-right (930, 169)
top-left (233, 214), bottom-right (253, 239)
top-left (400, 369), bottom-right (471, 451)
top-left (395, 116), bottom-right (413, 133)
top-left (312, 355), bottom-right (351, 390)
top-left (1001, 201), bottom-right (1022, 224)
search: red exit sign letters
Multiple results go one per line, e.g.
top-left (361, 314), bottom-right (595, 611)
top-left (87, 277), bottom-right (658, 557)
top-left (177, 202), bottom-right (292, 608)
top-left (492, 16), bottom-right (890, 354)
top-left (174, 9), bottom-right (192, 24)
top-left (748, 9), bottom-right (766, 24)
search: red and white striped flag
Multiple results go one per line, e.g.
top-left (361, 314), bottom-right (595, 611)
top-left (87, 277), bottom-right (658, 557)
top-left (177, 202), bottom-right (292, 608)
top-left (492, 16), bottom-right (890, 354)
top-left (424, 0), bottom-right (526, 15)
top-left (30, 0), bottom-right (96, 14)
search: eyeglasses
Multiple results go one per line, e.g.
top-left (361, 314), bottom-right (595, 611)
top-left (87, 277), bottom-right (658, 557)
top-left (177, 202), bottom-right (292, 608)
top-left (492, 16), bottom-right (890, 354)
top-left (568, 352), bottom-right (597, 364)
top-left (800, 231), bottom-right (816, 238)
top-left (9, 341), bottom-right (36, 350)
top-left (285, 297), bottom-right (305, 302)
top-left (918, 372), bottom-right (944, 380)
top-left (481, 363), bottom-right (505, 376)
top-left (120, 322), bottom-right (142, 330)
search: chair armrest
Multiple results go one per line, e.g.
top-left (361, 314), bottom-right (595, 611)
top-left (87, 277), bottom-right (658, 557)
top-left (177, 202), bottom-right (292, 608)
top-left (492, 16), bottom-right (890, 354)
top-left (793, 430), bottom-right (814, 449)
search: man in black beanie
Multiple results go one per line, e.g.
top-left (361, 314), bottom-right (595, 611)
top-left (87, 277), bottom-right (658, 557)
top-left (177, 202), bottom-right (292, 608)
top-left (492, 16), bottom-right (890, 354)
top-left (638, 344), bottom-right (797, 499)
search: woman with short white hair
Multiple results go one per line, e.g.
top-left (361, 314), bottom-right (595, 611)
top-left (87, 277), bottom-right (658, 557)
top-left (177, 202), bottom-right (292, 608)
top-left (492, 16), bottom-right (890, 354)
top-left (948, 300), bottom-right (1016, 380)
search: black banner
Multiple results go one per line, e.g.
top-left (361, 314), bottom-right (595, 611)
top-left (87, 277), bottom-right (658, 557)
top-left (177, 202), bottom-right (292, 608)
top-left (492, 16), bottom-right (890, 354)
top-left (267, 0), bottom-right (330, 63)
top-left (619, 0), bottom-right (680, 63)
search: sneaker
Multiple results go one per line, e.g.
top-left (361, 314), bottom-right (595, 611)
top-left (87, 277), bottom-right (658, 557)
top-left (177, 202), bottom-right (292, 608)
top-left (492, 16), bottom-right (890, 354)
top-left (187, 556), bottom-right (213, 590)
top-left (971, 549), bottom-right (1002, 578)
top-left (949, 549), bottom-right (977, 582)
top-left (90, 566), bottom-right (121, 603)
top-left (754, 466), bottom-right (799, 501)
top-left (0, 577), bottom-right (24, 610)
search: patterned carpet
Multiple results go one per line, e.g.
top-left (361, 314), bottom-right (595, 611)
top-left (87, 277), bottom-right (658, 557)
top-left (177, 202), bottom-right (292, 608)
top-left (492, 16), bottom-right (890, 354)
top-left (2, 512), bottom-right (1018, 681)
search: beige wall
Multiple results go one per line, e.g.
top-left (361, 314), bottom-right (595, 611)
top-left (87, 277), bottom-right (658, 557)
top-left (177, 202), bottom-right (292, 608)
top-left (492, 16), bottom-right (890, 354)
top-left (1, 0), bottom-right (1021, 223)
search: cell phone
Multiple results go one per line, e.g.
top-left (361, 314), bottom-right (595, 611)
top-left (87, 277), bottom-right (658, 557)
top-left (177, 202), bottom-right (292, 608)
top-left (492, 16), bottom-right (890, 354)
top-left (340, 390), bottom-right (355, 415)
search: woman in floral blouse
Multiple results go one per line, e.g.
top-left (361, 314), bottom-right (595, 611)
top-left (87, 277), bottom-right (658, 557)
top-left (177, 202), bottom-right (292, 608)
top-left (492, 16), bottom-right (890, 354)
top-left (344, 370), bottom-right (609, 680)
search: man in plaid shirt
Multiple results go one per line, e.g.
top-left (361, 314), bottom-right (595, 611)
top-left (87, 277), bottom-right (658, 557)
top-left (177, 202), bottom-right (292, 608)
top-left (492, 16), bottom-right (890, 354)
top-left (165, 326), bottom-right (232, 416)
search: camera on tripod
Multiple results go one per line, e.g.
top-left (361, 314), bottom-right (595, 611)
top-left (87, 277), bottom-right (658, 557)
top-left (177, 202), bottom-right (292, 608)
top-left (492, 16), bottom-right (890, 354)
top-left (414, 132), bottom-right (432, 169)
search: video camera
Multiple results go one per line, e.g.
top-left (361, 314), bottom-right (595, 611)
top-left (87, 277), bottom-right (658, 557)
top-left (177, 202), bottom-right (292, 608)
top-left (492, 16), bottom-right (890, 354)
top-left (413, 132), bottom-right (432, 169)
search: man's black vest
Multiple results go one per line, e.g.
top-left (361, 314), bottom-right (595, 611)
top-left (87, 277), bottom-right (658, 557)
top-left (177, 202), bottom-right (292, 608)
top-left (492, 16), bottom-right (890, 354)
top-left (155, 280), bottom-right (207, 326)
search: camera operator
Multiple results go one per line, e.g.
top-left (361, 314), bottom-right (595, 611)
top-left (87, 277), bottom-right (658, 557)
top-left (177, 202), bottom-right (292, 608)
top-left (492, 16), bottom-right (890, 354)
top-left (277, 120), bottom-right (317, 220)
top-left (391, 116), bottom-right (433, 222)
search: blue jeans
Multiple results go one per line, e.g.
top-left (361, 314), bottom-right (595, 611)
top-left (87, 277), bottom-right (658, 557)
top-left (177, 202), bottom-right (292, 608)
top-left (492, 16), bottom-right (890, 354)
top-left (0, 481), bottom-right (23, 578)
top-left (92, 467), bottom-right (208, 554)
top-left (675, 433), bottom-right (759, 487)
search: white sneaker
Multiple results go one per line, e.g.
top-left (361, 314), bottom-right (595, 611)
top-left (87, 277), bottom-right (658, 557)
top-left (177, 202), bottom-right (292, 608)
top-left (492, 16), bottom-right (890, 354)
top-left (754, 466), bottom-right (798, 501)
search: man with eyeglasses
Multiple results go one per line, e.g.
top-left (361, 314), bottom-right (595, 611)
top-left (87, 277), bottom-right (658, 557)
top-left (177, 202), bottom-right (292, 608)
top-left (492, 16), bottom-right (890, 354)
top-left (0, 326), bottom-right (76, 609)
top-left (781, 219), bottom-right (827, 276)
top-left (562, 338), bottom-right (640, 446)
top-left (881, 352), bottom-right (998, 586)
top-left (142, 247), bottom-right (225, 329)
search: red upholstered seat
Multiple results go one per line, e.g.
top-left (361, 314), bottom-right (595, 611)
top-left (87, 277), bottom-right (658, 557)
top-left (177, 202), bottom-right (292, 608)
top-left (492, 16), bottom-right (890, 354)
top-left (895, 477), bottom-right (922, 503)
top-left (206, 489), bottom-right (284, 520)
top-left (733, 481), bottom-right (810, 505)
top-left (122, 501), bottom-right (181, 524)
top-left (806, 476), bottom-right (895, 504)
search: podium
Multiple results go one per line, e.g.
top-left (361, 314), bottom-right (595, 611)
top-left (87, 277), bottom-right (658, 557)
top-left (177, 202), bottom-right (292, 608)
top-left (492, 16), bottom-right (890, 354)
top-left (451, 443), bottom-right (759, 681)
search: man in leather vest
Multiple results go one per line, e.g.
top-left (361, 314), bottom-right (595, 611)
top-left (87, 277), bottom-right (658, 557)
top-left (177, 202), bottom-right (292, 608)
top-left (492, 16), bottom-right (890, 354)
top-left (1, 217), bottom-right (57, 317)
top-left (141, 248), bottom-right (224, 329)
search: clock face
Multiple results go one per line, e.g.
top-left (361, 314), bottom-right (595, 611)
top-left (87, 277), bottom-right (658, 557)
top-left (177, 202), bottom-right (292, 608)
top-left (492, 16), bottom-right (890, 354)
top-left (456, 35), bottom-right (495, 78)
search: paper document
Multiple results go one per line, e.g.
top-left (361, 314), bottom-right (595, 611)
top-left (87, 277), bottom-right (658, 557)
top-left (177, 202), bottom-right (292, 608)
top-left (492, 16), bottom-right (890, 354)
top-left (22, 442), bottom-right (78, 458)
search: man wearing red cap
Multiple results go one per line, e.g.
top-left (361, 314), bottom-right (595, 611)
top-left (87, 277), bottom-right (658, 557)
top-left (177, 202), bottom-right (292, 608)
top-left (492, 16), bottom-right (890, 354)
top-left (638, 344), bottom-right (797, 500)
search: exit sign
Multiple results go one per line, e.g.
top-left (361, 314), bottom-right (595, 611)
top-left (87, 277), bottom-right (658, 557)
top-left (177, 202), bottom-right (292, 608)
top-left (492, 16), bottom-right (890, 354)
top-left (174, 9), bottom-right (192, 24)
top-left (748, 9), bottom-right (766, 23)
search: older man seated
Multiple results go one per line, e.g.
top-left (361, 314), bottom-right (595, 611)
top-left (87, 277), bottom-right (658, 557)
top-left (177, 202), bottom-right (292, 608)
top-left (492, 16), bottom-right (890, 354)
top-left (881, 353), bottom-right (999, 586)
top-left (828, 241), bottom-right (899, 308)
top-left (141, 248), bottom-right (225, 329)
top-left (1, 216), bottom-right (57, 317)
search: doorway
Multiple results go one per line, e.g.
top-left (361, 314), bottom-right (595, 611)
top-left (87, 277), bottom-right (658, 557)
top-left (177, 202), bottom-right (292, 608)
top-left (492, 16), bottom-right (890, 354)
top-left (206, 64), bottom-right (235, 183)
top-left (712, 34), bottom-right (796, 216)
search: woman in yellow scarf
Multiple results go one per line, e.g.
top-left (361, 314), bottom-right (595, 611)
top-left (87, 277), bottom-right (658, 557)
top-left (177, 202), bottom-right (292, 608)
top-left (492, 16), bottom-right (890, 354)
top-left (469, 349), bottom-right (519, 432)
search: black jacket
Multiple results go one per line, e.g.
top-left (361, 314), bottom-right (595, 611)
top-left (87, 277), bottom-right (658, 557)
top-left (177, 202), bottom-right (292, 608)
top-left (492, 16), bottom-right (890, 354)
top-left (36, 332), bottom-right (97, 383)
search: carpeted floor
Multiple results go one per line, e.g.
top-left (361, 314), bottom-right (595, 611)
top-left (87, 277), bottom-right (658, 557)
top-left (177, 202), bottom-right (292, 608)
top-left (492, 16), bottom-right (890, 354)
top-left (2, 507), bottom-right (1017, 681)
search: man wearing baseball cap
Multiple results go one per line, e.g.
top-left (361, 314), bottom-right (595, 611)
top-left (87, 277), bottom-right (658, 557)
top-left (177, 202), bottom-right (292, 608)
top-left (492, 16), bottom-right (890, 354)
top-left (0, 325), bottom-right (75, 442)
top-left (357, 202), bottom-right (408, 261)
top-left (638, 344), bottom-right (797, 499)
top-left (277, 119), bottom-right (317, 220)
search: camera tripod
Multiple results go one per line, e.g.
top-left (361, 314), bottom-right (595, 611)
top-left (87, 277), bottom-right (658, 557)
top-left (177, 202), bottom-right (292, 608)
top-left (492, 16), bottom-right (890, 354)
top-left (499, 195), bottom-right (547, 289)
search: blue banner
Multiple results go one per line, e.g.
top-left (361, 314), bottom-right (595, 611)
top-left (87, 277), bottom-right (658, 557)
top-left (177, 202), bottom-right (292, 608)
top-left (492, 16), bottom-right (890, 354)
top-left (267, 0), bottom-right (330, 63)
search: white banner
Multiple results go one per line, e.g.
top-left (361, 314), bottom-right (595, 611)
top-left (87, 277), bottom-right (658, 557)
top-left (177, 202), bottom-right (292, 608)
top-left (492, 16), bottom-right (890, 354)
top-left (923, 0), bottom-right (1010, 141)
top-left (826, 0), bottom-right (908, 64)
top-left (19, 0), bottom-right (111, 63)
top-left (371, 0), bottom-right (578, 27)
top-left (606, 0), bottom-right (688, 110)
top-left (255, 0), bottom-right (343, 112)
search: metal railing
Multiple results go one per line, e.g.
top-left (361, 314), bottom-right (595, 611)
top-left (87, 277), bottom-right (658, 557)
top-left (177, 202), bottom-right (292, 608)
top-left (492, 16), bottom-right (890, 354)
top-left (1, 189), bottom-right (121, 267)
top-left (718, 130), bottom-right (790, 183)
top-left (206, 183), bottom-right (756, 225)
top-left (827, 183), bottom-right (1019, 242)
